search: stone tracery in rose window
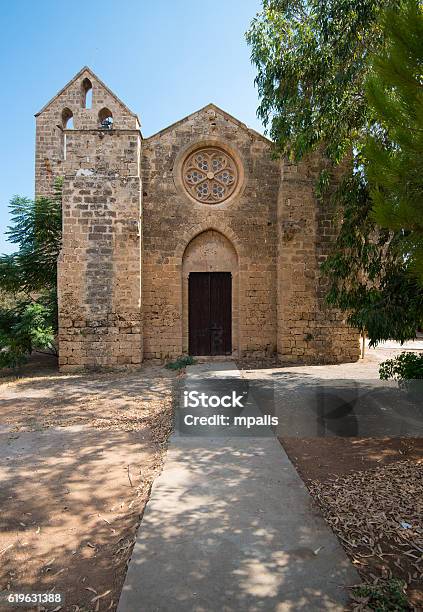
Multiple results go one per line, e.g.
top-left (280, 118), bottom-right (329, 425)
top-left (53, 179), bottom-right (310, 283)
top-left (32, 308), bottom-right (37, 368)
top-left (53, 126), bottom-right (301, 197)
top-left (182, 147), bottom-right (239, 204)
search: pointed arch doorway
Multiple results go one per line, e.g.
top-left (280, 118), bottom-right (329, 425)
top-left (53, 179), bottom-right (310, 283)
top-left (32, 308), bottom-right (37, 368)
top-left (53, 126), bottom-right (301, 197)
top-left (182, 230), bottom-right (239, 357)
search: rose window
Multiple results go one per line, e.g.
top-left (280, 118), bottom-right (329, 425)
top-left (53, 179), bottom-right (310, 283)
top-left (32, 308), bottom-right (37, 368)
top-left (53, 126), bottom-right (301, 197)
top-left (182, 147), bottom-right (239, 203)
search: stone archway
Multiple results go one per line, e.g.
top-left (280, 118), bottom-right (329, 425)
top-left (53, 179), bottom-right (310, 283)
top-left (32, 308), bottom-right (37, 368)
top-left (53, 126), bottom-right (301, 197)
top-left (182, 230), bottom-right (239, 356)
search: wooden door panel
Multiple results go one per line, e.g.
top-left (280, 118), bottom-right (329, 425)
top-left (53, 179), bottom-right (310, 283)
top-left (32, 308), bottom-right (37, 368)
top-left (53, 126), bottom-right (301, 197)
top-left (188, 272), bottom-right (231, 356)
top-left (210, 273), bottom-right (232, 355)
top-left (189, 273), bottom-right (210, 356)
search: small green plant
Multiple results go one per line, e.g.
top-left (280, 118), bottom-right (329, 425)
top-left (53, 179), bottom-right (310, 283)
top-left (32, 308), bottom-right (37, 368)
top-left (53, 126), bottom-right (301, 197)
top-left (352, 579), bottom-right (410, 611)
top-left (165, 355), bottom-right (196, 370)
top-left (379, 351), bottom-right (423, 386)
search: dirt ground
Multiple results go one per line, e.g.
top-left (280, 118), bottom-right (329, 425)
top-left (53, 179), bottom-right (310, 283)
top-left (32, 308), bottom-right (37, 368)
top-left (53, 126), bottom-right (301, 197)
top-left (281, 437), bottom-right (423, 484)
top-left (0, 358), bottom-right (179, 612)
top-left (1, 347), bottom-right (422, 610)
top-left (281, 437), bottom-right (423, 609)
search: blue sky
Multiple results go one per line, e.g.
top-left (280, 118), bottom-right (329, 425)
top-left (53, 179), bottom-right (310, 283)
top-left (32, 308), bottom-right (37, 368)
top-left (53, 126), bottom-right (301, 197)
top-left (0, 0), bottom-right (264, 254)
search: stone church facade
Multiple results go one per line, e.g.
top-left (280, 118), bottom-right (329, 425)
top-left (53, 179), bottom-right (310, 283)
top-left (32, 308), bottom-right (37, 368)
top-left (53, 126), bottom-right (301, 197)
top-left (34, 67), bottom-right (359, 371)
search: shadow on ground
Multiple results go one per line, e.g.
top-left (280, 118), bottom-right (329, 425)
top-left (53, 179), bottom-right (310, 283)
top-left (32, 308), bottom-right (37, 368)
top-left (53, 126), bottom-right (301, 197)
top-left (0, 365), bottom-right (177, 611)
top-left (120, 437), bottom-right (357, 612)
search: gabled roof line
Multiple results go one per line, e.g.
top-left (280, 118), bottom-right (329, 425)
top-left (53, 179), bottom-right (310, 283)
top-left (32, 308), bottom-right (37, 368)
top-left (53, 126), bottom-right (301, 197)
top-left (35, 66), bottom-right (139, 122)
top-left (144, 103), bottom-right (272, 144)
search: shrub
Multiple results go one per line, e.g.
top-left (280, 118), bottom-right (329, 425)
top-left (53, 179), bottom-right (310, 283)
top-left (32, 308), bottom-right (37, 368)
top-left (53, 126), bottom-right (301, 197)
top-left (0, 294), bottom-right (57, 368)
top-left (165, 355), bottom-right (196, 370)
top-left (379, 351), bottom-right (423, 386)
top-left (0, 179), bottom-right (62, 368)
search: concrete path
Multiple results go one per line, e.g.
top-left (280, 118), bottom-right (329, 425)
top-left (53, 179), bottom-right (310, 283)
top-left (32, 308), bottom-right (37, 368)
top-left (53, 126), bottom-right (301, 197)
top-left (118, 363), bottom-right (358, 611)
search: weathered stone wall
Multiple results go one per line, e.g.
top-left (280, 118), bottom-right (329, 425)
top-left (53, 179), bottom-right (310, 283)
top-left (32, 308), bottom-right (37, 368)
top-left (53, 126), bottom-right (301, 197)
top-left (35, 67), bottom-right (359, 369)
top-left (36, 68), bottom-right (142, 371)
top-left (35, 67), bottom-right (139, 198)
top-left (141, 106), bottom-right (280, 359)
top-left (58, 172), bottom-right (142, 371)
top-left (277, 152), bottom-right (360, 363)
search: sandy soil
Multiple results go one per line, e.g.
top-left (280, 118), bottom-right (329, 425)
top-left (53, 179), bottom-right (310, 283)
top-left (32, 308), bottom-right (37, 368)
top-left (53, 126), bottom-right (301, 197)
top-left (281, 437), bottom-right (423, 484)
top-left (0, 362), bottom-right (179, 612)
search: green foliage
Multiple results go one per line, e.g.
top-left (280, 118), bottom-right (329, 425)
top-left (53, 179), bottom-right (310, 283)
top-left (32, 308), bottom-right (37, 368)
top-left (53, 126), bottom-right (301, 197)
top-left (0, 180), bottom-right (62, 368)
top-left (0, 178), bottom-right (62, 294)
top-left (247, 0), bottom-right (423, 345)
top-left (352, 579), bottom-right (411, 610)
top-left (246, 0), bottom-right (388, 162)
top-left (166, 355), bottom-right (196, 370)
top-left (0, 292), bottom-right (57, 368)
top-left (365, 0), bottom-right (423, 283)
top-left (379, 351), bottom-right (423, 383)
top-left (322, 171), bottom-right (423, 344)
top-left (315, 169), bottom-right (331, 200)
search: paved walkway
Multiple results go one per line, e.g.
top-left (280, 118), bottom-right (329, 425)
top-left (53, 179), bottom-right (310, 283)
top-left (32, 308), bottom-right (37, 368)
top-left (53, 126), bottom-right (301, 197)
top-left (118, 363), bottom-right (358, 611)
